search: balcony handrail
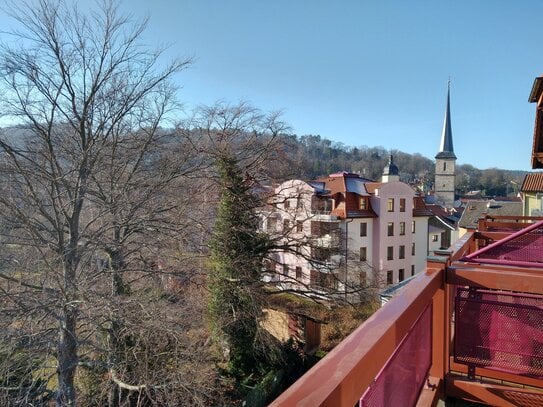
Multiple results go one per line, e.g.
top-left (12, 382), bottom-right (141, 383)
top-left (449, 231), bottom-right (475, 262)
top-left (481, 215), bottom-right (541, 222)
top-left (269, 267), bottom-right (444, 407)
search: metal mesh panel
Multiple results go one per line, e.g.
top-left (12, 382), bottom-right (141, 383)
top-left (469, 222), bottom-right (543, 264)
top-left (501, 390), bottom-right (543, 406)
top-left (359, 305), bottom-right (432, 407)
top-left (455, 287), bottom-right (543, 378)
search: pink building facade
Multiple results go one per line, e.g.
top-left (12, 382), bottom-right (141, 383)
top-left (261, 172), bottom-right (430, 300)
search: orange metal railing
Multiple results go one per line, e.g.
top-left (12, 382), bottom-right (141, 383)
top-left (269, 262), bottom-right (448, 406)
top-left (270, 224), bottom-right (543, 407)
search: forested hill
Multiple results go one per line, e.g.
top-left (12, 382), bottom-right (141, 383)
top-left (1, 125), bottom-right (526, 198)
top-left (272, 134), bottom-right (527, 198)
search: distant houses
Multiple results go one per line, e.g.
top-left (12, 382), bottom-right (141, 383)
top-left (521, 172), bottom-right (543, 216)
top-left (458, 200), bottom-right (522, 236)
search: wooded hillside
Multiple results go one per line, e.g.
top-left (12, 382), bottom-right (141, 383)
top-left (270, 133), bottom-right (526, 198)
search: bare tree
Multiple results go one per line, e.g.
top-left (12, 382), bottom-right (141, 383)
top-left (0, 0), bottom-right (193, 405)
top-left (259, 181), bottom-right (381, 306)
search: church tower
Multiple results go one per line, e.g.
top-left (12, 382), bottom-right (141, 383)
top-left (381, 154), bottom-right (399, 183)
top-left (434, 81), bottom-right (457, 207)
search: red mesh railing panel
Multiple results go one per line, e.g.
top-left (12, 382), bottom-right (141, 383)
top-left (464, 220), bottom-right (543, 266)
top-left (455, 287), bottom-right (543, 378)
top-left (359, 305), bottom-right (432, 407)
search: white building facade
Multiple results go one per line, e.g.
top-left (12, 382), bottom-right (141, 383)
top-left (262, 172), bottom-right (431, 299)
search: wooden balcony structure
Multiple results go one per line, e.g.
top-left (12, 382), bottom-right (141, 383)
top-left (270, 216), bottom-right (543, 407)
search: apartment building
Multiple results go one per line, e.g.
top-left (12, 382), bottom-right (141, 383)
top-left (261, 169), bottom-right (431, 298)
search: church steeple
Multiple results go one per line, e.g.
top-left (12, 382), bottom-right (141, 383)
top-left (434, 80), bottom-right (457, 208)
top-left (436, 80), bottom-right (456, 159)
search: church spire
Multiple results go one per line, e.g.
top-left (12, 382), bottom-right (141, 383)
top-left (434, 79), bottom-right (457, 208)
top-left (436, 80), bottom-right (456, 159)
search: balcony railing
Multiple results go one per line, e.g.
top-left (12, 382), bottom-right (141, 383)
top-left (270, 217), bottom-right (543, 406)
top-left (312, 233), bottom-right (341, 248)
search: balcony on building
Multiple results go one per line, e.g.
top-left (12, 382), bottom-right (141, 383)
top-left (310, 194), bottom-right (336, 219)
top-left (270, 215), bottom-right (543, 406)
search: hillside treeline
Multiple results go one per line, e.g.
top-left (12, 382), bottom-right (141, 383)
top-left (272, 134), bottom-right (526, 198)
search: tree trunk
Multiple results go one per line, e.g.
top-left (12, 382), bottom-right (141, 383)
top-left (57, 306), bottom-right (78, 407)
top-left (110, 250), bottom-right (127, 296)
top-left (108, 249), bottom-right (127, 406)
top-left (57, 236), bottom-right (80, 406)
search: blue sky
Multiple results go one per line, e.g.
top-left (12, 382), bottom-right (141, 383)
top-left (3, 1), bottom-right (543, 171)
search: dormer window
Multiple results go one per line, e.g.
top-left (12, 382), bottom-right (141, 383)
top-left (359, 197), bottom-right (367, 210)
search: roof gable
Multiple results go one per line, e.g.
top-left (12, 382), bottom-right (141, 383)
top-left (521, 172), bottom-right (543, 192)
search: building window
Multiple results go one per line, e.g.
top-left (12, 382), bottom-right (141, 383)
top-left (412, 242), bottom-right (416, 256)
top-left (360, 271), bottom-right (366, 286)
top-left (411, 265), bottom-right (415, 276)
top-left (284, 199), bottom-right (290, 209)
top-left (310, 269), bottom-right (318, 287)
top-left (318, 272), bottom-right (336, 289)
top-left (387, 198), bottom-right (394, 212)
top-left (360, 247), bottom-right (367, 262)
top-left (411, 220), bottom-right (416, 233)
top-left (360, 222), bottom-right (367, 237)
top-left (399, 268), bottom-right (405, 282)
top-left (399, 245), bottom-right (405, 259)
top-left (283, 219), bottom-right (290, 231)
top-left (295, 266), bottom-right (302, 280)
top-left (296, 197), bottom-right (303, 210)
top-left (387, 222), bottom-right (394, 236)
top-left (267, 217), bottom-right (277, 232)
top-left (283, 264), bottom-right (289, 276)
top-left (264, 259), bottom-right (276, 273)
top-left (387, 270), bottom-right (393, 285)
top-left (399, 221), bottom-right (405, 235)
top-left (400, 198), bottom-right (406, 212)
top-left (359, 197), bottom-right (367, 210)
top-left (432, 234), bottom-right (439, 242)
top-left (443, 162), bottom-right (447, 171)
top-left (296, 221), bottom-right (303, 233)
top-left (387, 246), bottom-right (393, 260)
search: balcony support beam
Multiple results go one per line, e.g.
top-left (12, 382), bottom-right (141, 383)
top-left (447, 266), bottom-right (543, 295)
top-left (449, 358), bottom-right (543, 389)
top-left (445, 375), bottom-right (543, 406)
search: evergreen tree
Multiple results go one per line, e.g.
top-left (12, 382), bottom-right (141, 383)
top-left (208, 154), bottom-right (270, 378)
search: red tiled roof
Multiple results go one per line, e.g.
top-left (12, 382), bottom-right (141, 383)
top-left (322, 176), bottom-right (346, 195)
top-left (521, 172), bottom-right (543, 192)
top-left (413, 196), bottom-right (432, 217)
top-left (425, 204), bottom-right (450, 218)
top-left (364, 182), bottom-right (382, 194)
